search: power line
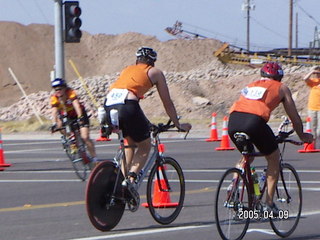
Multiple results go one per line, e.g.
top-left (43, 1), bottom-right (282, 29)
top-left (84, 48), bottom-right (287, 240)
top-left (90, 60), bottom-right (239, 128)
top-left (296, 2), bottom-right (320, 26)
top-left (251, 16), bottom-right (287, 40)
top-left (17, 0), bottom-right (34, 22)
top-left (34, 0), bottom-right (50, 24)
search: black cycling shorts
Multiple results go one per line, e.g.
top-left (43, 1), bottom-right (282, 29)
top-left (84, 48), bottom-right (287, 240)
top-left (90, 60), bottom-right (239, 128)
top-left (104, 100), bottom-right (150, 143)
top-left (228, 111), bottom-right (278, 155)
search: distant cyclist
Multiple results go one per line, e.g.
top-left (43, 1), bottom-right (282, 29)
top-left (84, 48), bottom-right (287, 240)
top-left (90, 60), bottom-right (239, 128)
top-left (104, 47), bottom-right (191, 197)
top-left (50, 78), bottom-right (98, 163)
top-left (228, 62), bottom-right (313, 214)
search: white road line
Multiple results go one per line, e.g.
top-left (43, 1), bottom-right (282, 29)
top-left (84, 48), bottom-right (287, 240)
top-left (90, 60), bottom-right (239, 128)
top-left (70, 208), bottom-right (320, 240)
top-left (4, 141), bottom-right (58, 146)
top-left (247, 228), bottom-right (275, 235)
top-left (69, 225), bottom-right (211, 240)
top-left (0, 179), bottom-right (81, 182)
top-left (183, 169), bottom-right (320, 173)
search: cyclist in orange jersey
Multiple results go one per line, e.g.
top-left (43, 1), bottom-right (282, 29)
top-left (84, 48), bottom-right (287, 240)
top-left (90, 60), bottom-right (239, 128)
top-left (104, 47), bottom-right (191, 196)
top-left (228, 62), bottom-right (313, 214)
top-left (50, 78), bottom-right (98, 163)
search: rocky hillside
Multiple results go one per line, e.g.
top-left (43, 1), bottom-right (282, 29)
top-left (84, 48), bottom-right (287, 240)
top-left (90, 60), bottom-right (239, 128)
top-left (0, 22), bottom-right (313, 124)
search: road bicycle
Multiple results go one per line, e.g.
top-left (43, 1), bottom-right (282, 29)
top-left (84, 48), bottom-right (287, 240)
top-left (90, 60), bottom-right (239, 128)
top-left (215, 117), bottom-right (303, 240)
top-left (52, 114), bottom-right (92, 181)
top-left (85, 115), bottom-right (187, 231)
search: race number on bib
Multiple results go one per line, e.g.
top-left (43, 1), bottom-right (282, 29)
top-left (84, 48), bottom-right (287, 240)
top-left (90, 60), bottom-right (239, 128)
top-left (105, 89), bottom-right (129, 106)
top-left (241, 86), bottom-right (266, 100)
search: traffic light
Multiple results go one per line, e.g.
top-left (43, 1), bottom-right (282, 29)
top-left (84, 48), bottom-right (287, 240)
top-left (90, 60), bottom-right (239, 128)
top-left (64, 1), bottom-right (82, 43)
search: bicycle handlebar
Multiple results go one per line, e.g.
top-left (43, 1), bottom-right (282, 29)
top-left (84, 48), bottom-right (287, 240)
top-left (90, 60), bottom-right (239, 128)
top-left (50, 118), bottom-right (79, 133)
top-left (275, 117), bottom-right (303, 145)
top-left (150, 119), bottom-right (189, 139)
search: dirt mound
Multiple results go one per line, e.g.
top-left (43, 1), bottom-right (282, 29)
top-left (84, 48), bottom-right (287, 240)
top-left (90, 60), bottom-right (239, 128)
top-left (0, 22), bottom-right (222, 107)
top-left (0, 22), bottom-right (313, 126)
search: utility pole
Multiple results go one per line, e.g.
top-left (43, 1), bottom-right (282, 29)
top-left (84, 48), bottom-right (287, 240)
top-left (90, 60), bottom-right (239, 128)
top-left (54, 0), bottom-right (65, 79)
top-left (295, 12), bottom-right (298, 48)
top-left (242, 0), bottom-right (255, 52)
top-left (288, 0), bottom-right (293, 56)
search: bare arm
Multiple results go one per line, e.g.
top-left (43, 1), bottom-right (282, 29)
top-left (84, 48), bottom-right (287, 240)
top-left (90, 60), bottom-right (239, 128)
top-left (148, 67), bottom-right (191, 131)
top-left (149, 67), bottom-right (180, 126)
top-left (51, 106), bottom-right (63, 129)
top-left (52, 107), bottom-right (59, 124)
top-left (303, 70), bottom-right (313, 82)
top-left (303, 68), bottom-right (320, 81)
top-left (280, 84), bottom-right (313, 143)
top-left (72, 98), bottom-right (83, 118)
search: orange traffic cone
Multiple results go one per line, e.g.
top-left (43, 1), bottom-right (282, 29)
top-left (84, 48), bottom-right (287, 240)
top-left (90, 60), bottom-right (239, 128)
top-left (205, 112), bottom-right (221, 142)
top-left (215, 116), bottom-right (235, 151)
top-left (0, 129), bottom-right (11, 168)
top-left (95, 128), bottom-right (111, 142)
top-left (142, 165), bottom-right (178, 208)
top-left (298, 117), bottom-right (320, 153)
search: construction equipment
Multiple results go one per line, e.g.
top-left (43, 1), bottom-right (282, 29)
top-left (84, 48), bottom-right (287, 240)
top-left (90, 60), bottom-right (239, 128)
top-left (165, 21), bottom-right (207, 39)
top-left (214, 42), bottom-right (320, 66)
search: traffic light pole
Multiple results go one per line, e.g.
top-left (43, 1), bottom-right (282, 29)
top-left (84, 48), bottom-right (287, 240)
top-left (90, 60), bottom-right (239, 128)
top-left (54, 0), bottom-right (65, 79)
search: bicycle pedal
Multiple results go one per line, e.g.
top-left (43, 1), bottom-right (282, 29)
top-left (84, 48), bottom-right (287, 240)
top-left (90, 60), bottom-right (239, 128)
top-left (122, 180), bottom-right (140, 211)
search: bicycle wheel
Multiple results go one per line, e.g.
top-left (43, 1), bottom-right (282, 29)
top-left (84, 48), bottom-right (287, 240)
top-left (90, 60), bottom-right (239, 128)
top-left (146, 156), bottom-right (185, 225)
top-left (215, 168), bottom-right (250, 240)
top-left (270, 163), bottom-right (302, 237)
top-left (85, 160), bottom-right (125, 231)
top-left (65, 137), bottom-right (90, 181)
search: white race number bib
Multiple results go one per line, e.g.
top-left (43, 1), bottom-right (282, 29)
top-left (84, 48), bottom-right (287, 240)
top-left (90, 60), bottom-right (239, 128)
top-left (105, 89), bottom-right (129, 106)
top-left (241, 86), bottom-right (266, 100)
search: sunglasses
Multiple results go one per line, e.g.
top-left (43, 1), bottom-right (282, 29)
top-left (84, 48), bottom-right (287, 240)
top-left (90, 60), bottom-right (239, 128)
top-left (54, 88), bottom-right (64, 91)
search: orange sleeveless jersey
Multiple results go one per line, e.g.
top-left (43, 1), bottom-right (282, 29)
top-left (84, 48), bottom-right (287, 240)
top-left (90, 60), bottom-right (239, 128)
top-left (50, 88), bottom-right (79, 118)
top-left (230, 79), bottom-right (282, 122)
top-left (110, 63), bottom-right (153, 98)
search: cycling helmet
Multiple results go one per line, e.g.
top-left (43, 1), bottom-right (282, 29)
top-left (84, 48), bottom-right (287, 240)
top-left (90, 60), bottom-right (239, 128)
top-left (260, 62), bottom-right (284, 81)
top-left (51, 78), bottom-right (67, 88)
top-left (136, 47), bottom-right (157, 62)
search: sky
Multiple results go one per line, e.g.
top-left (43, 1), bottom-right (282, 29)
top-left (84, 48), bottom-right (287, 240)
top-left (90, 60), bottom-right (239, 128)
top-left (0, 0), bottom-right (319, 51)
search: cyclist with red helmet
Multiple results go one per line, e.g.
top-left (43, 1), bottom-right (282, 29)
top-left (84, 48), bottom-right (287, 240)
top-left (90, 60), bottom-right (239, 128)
top-left (228, 62), bottom-right (313, 214)
top-left (50, 78), bottom-right (98, 163)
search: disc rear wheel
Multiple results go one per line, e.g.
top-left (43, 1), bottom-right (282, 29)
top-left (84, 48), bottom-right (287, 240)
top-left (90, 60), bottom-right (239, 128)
top-left (86, 161), bottom-right (125, 231)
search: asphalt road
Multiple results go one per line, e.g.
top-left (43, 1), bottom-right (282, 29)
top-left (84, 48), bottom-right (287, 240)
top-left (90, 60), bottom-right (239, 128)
top-left (0, 135), bottom-right (320, 240)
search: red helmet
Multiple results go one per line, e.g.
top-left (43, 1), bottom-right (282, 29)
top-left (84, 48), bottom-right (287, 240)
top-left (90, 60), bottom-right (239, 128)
top-left (260, 62), bottom-right (284, 81)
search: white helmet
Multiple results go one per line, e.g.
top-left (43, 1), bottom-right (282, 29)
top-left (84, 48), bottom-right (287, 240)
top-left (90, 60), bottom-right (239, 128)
top-left (136, 47), bottom-right (157, 62)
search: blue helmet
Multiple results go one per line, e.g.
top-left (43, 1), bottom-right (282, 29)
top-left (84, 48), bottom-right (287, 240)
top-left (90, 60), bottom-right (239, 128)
top-left (51, 78), bottom-right (67, 88)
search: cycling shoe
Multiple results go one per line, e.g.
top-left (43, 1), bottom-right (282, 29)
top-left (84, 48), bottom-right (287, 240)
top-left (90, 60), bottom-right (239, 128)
top-left (263, 203), bottom-right (280, 217)
top-left (122, 179), bottom-right (140, 212)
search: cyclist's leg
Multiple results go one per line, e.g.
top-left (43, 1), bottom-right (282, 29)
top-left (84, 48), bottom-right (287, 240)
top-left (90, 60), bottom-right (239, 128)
top-left (125, 136), bottom-right (151, 181)
top-left (80, 126), bottom-right (97, 159)
top-left (119, 100), bottom-right (151, 181)
top-left (308, 110), bottom-right (318, 147)
top-left (228, 112), bottom-right (255, 169)
top-left (265, 149), bottom-right (280, 206)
